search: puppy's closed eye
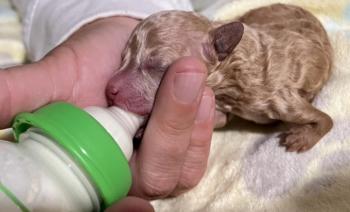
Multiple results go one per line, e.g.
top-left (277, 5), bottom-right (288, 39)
top-left (106, 6), bottom-right (333, 152)
top-left (141, 56), bottom-right (165, 72)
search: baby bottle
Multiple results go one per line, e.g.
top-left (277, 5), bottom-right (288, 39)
top-left (0, 102), bottom-right (143, 211)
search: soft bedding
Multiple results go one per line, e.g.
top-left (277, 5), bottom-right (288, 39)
top-left (0, 0), bottom-right (24, 68)
top-left (1, 0), bottom-right (349, 211)
top-left (153, 0), bottom-right (350, 211)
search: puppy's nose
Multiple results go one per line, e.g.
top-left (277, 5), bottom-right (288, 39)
top-left (106, 83), bottom-right (120, 106)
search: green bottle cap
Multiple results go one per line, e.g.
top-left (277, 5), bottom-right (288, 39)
top-left (12, 102), bottom-right (132, 209)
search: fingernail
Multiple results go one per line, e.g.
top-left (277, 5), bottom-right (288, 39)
top-left (174, 73), bottom-right (205, 103)
top-left (195, 95), bottom-right (213, 123)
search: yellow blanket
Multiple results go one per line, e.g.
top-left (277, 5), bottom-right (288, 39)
top-left (0, 0), bottom-right (25, 68)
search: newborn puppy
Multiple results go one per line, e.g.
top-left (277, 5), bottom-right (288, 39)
top-left (106, 3), bottom-right (333, 152)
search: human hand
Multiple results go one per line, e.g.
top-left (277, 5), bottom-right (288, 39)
top-left (0, 16), bottom-right (215, 206)
top-left (0, 16), bottom-right (139, 128)
top-left (105, 196), bottom-right (154, 212)
top-left (129, 57), bottom-right (215, 198)
top-left (105, 56), bottom-right (215, 211)
top-left (89, 57), bottom-right (215, 210)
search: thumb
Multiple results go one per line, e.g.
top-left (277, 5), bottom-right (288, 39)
top-left (130, 57), bottom-right (208, 198)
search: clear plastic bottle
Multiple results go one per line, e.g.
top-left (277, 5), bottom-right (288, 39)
top-left (0, 102), bottom-right (143, 211)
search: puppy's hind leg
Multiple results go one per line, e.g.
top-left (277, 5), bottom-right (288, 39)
top-left (272, 93), bottom-right (333, 152)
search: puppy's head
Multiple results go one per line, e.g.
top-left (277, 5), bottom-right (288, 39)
top-left (106, 11), bottom-right (244, 120)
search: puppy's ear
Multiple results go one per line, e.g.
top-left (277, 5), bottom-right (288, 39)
top-left (211, 22), bottom-right (244, 61)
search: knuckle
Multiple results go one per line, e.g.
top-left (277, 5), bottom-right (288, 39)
top-left (178, 151), bottom-right (208, 190)
top-left (180, 177), bottom-right (201, 190)
top-left (139, 174), bottom-right (177, 198)
top-left (153, 123), bottom-right (192, 157)
top-left (156, 115), bottom-right (193, 137)
top-left (175, 173), bottom-right (202, 194)
top-left (181, 166), bottom-right (205, 189)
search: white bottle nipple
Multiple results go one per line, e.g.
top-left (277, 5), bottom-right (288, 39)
top-left (84, 106), bottom-right (144, 160)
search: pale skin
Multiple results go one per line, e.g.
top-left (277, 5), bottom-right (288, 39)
top-left (0, 16), bottom-right (216, 211)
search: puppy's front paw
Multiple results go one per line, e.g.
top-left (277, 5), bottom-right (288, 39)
top-left (280, 125), bottom-right (320, 153)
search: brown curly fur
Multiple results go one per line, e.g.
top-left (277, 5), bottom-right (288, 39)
top-left (106, 3), bottom-right (333, 152)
